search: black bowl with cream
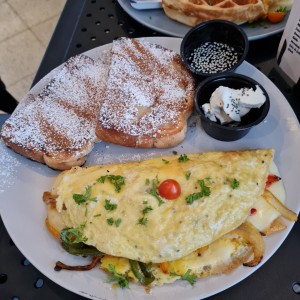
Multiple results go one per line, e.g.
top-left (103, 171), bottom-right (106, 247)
top-left (180, 20), bottom-right (249, 78)
top-left (194, 73), bottom-right (270, 141)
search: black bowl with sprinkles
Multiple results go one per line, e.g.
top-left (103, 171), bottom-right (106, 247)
top-left (180, 20), bottom-right (249, 78)
top-left (194, 73), bottom-right (270, 141)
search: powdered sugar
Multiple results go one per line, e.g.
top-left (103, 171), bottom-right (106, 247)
top-left (0, 142), bottom-right (21, 193)
top-left (1, 54), bottom-right (110, 160)
top-left (99, 38), bottom-right (194, 137)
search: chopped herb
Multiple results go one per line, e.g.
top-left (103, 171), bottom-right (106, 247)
top-left (62, 224), bottom-right (87, 243)
top-left (107, 264), bottom-right (129, 288)
top-left (107, 218), bottom-right (114, 226)
top-left (186, 192), bottom-right (203, 204)
top-left (186, 178), bottom-right (211, 204)
top-left (104, 199), bottom-right (118, 211)
top-left (142, 206), bottom-right (153, 215)
top-left (181, 269), bottom-right (197, 285)
top-left (178, 154), bottom-right (189, 162)
top-left (143, 200), bottom-right (148, 204)
top-left (145, 178), bottom-right (150, 185)
top-left (229, 178), bottom-right (240, 189)
top-left (94, 213), bottom-right (101, 217)
top-left (172, 150), bottom-right (178, 155)
top-left (73, 186), bottom-right (97, 205)
top-left (138, 217), bottom-right (148, 226)
top-left (277, 6), bottom-right (287, 12)
top-left (162, 159), bottom-right (169, 164)
top-left (185, 171), bottom-right (191, 180)
top-left (147, 176), bottom-right (164, 206)
top-left (198, 179), bottom-right (211, 196)
top-left (97, 175), bottom-right (125, 193)
top-left (115, 218), bottom-right (122, 228)
top-left (107, 217), bottom-right (122, 227)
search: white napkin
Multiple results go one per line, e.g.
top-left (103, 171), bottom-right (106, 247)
top-left (277, 2), bottom-right (300, 83)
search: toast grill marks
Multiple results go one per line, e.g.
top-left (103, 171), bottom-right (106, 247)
top-left (96, 38), bottom-right (194, 148)
top-left (162, 0), bottom-right (268, 26)
top-left (1, 54), bottom-right (110, 170)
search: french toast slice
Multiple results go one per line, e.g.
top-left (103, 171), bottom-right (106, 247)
top-left (95, 38), bottom-right (195, 148)
top-left (162, 0), bottom-right (269, 26)
top-left (1, 53), bottom-right (111, 170)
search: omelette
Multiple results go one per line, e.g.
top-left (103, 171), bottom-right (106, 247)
top-left (44, 148), bottom-right (297, 287)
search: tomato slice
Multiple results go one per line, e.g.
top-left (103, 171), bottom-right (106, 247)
top-left (266, 174), bottom-right (281, 188)
top-left (158, 179), bottom-right (181, 200)
top-left (267, 11), bottom-right (286, 23)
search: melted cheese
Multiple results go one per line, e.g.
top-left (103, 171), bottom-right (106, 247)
top-left (247, 161), bottom-right (285, 232)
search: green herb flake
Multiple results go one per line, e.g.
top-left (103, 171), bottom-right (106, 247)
top-left (138, 217), bottom-right (148, 226)
top-left (181, 269), bottom-right (197, 285)
top-left (73, 186), bottom-right (97, 205)
top-left (178, 154), bottom-right (189, 163)
top-left (145, 178), bottom-right (150, 186)
top-left (97, 175), bottom-right (125, 193)
top-left (104, 199), bottom-right (118, 211)
top-left (162, 159), bottom-right (169, 164)
top-left (63, 224), bottom-right (88, 244)
top-left (228, 178), bottom-right (240, 189)
top-left (107, 264), bottom-right (129, 288)
top-left (107, 218), bottom-right (114, 226)
top-left (186, 178), bottom-right (211, 204)
top-left (142, 206), bottom-right (153, 215)
top-left (115, 218), bottom-right (122, 228)
top-left (147, 176), bottom-right (164, 206)
top-left (185, 171), bottom-right (191, 180)
top-left (172, 150), bottom-right (178, 155)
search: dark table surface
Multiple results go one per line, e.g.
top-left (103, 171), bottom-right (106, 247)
top-left (1, 0), bottom-right (300, 299)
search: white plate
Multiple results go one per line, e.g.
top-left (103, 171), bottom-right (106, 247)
top-left (118, 0), bottom-right (288, 40)
top-left (0, 37), bottom-right (300, 300)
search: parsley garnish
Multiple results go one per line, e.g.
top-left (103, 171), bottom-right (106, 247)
top-left (107, 218), bottom-right (114, 226)
top-left (229, 178), bottom-right (240, 189)
top-left (62, 224), bottom-right (88, 243)
top-left (107, 217), bottom-right (122, 227)
top-left (172, 150), bottom-right (178, 155)
top-left (107, 264), bottom-right (129, 288)
top-left (185, 171), bottom-right (191, 180)
top-left (145, 178), bottom-right (150, 185)
top-left (186, 178), bottom-right (211, 204)
top-left (178, 154), bottom-right (189, 162)
top-left (138, 204), bottom-right (153, 226)
top-left (147, 176), bottom-right (164, 206)
top-left (142, 206), bottom-right (153, 215)
top-left (73, 186), bottom-right (97, 205)
top-left (181, 269), bottom-right (197, 285)
top-left (97, 175), bottom-right (125, 193)
top-left (162, 159), bottom-right (169, 164)
top-left (115, 218), bottom-right (122, 228)
top-left (104, 199), bottom-right (118, 211)
top-left (198, 179), bottom-right (211, 196)
top-left (138, 217), bottom-right (148, 225)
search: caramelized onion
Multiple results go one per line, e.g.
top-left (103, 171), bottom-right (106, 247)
top-left (234, 222), bottom-right (264, 267)
top-left (262, 190), bottom-right (298, 222)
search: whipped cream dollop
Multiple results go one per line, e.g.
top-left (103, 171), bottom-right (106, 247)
top-left (202, 85), bottom-right (266, 124)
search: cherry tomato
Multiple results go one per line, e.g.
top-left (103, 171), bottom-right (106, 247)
top-left (265, 174), bottom-right (281, 188)
top-left (267, 11), bottom-right (286, 23)
top-left (158, 179), bottom-right (181, 200)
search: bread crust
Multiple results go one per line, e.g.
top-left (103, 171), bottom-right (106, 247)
top-left (1, 54), bottom-right (110, 170)
top-left (95, 38), bottom-right (195, 148)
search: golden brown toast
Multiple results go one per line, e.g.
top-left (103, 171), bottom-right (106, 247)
top-left (162, 0), bottom-right (269, 26)
top-left (95, 38), bottom-right (195, 148)
top-left (1, 53), bottom-right (111, 170)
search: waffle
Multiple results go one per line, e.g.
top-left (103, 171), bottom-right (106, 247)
top-left (162, 0), bottom-right (270, 26)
